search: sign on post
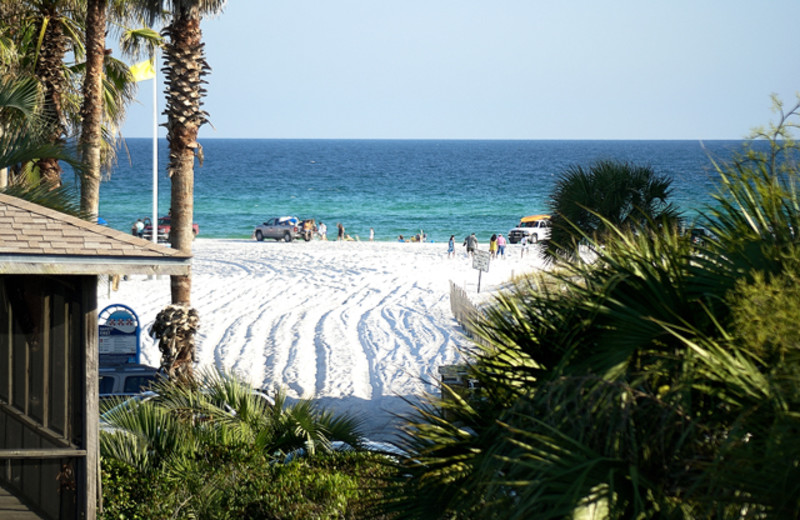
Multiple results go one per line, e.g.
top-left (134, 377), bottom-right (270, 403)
top-left (472, 250), bottom-right (490, 272)
top-left (472, 250), bottom-right (491, 292)
top-left (98, 304), bottom-right (141, 366)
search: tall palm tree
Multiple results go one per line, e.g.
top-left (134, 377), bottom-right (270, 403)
top-left (79, 2), bottom-right (161, 218)
top-left (78, 0), bottom-right (107, 220)
top-left (132, 0), bottom-right (225, 306)
top-left (13, 0), bottom-right (86, 186)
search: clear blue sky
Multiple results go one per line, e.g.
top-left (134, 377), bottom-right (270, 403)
top-left (121, 1), bottom-right (800, 140)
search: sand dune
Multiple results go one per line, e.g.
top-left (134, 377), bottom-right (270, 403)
top-left (99, 238), bottom-right (546, 439)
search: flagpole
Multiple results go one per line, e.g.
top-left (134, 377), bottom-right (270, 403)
top-left (151, 50), bottom-right (158, 245)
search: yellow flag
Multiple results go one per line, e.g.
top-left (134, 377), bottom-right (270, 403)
top-left (130, 59), bottom-right (155, 82)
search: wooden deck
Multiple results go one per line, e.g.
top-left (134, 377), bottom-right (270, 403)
top-left (0, 484), bottom-right (44, 520)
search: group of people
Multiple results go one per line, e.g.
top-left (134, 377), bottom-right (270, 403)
top-left (294, 220), bottom-right (381, 242)
top-left (293, 221), bottom-right (348, 241)
top-left (449, 232), bottom-right (530, 259)
top-left (397, 231), bottom-right (426, 243)
top-left (335, 223), bottom-right (375, 241)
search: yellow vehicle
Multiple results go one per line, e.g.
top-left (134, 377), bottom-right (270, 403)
top-left (508, 214), bottom-right (551, 244)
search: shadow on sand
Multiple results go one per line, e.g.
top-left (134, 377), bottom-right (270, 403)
top-left (282, 393), bottom-right (427, 444)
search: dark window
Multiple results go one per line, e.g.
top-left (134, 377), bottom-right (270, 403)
top-left (123, 375), bottom-right (156, 394)
top-left (99, 376), bottom-right (116, 394)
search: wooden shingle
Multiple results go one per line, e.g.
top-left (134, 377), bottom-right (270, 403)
top-left (0, 193), bottom-right (191, 275)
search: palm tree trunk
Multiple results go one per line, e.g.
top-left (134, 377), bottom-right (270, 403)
top-left (169, 141), bottom-right (195, 305)
top-left (163, 12), bottom-right (209, 306)
top-left (34, 10), bottom-right (69, 187)
top-left (79, 0), bottom-right (107, 218)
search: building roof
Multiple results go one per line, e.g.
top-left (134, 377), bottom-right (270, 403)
top-left (0, 193), bottom-right (191, 275)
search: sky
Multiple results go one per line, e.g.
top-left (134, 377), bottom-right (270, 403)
top-left (120, 1), bottom-right (800, 140)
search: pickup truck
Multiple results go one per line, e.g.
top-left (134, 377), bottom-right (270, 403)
top-left (254, 216), bottom-right (302, 242)
top-left (142, 216), bottom-right (199, 243)
top-left (508, 214), bottom-right (551, 244)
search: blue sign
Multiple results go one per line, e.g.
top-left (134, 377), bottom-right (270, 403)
top-left (99, 304), bottom-right (141, 366)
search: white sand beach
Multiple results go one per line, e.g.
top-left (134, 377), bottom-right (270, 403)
top-left (99, 238), bottom-right (547, 440)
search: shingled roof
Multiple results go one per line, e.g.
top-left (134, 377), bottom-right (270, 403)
top-left (0, 193), bottom-right (191, 275)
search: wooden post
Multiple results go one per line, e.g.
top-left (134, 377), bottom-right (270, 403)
top-left (82, 276), bottom-right (98, 520)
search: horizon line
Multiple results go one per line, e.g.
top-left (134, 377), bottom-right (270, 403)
top-left (121, 136), bottom-right (753, 142)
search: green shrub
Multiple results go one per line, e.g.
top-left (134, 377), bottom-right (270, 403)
top-left (101, 449), bottom-right (394, 519)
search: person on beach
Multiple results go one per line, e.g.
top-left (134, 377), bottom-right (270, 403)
top-left (318, 221), bottom-right (327, 240)
top-left (489, 234), bottom-right (498, 258)
top-left (447, 235), bottom-right (455, 258)
top-left (134, 219), bottom-right (145, 238)
top-left (337, 222), bottom-right (344, 241)
top-left (463, 233), bottom-right (478, 257)
top-left (520, 235), bottom-right (529, 257)
top-left (369, 227), bottom-right (375, 241)
top-left (497, 233), bottom-right (507, 258)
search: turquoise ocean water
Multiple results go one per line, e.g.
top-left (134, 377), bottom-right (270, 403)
top-left (91, 139), bottom-right (747, 243)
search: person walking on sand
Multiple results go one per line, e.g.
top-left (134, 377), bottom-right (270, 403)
top-left (369, 227), bottom-right (374, 241)
top-left (447, 235), bottom-right (455, 258)
top-left (489, 234), bottom-right (498, 258)
top-left (463, 233), bottom-right (478, 257)
top-left (337, 222), bottom-right (344, 241)
top-left (520, 235), bottom-right (529, 258)
top-left (318, 221), bottom-right (327, 240)
top-left (497, 233), bottom-right (507, 258)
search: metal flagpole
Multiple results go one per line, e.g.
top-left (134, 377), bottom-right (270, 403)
top-left (151, 50), bottom-right (158, 245)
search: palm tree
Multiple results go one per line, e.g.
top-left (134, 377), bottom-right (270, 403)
top-left (382, 108), bottom-right (800, 519)
top-left (79, 3), bottom-right (161, 218)
top-left (130, 0), bottom-right (224, 307)
top-left (547, 159), bottom-right (681, 259)
top-left (0, 76), bottom-right (86, 212)
top-left (2, 0), bottom-right (139, 200)
top-left (160, 0), bottom-right (224, 306)
top-left (13, 0), bottom-right (85, 186)
top-left (77, 0), bottom-right (107, 220)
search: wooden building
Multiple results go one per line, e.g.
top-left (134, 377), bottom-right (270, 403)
top-left (0, 193), bottom-right (190, 519)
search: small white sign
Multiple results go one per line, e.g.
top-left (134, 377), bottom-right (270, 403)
top-left (472, 250), bottom-right (490, 272)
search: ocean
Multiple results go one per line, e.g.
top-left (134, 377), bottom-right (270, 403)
top-left (91, 139), bottom-right (747, 243)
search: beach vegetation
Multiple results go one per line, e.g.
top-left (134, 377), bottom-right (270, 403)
top-left (380, 104), bottom-right (800, 519)
top-left (0, 0), bottom-right (139, 188)
top-left (0, 1), bottom-right (163, 218)
top-left (0, 75), bottom-right (93, 213)
top-left (99, 369), bottom-right (394, 519)
top-left (546, 159), bottom-right (681, 259)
